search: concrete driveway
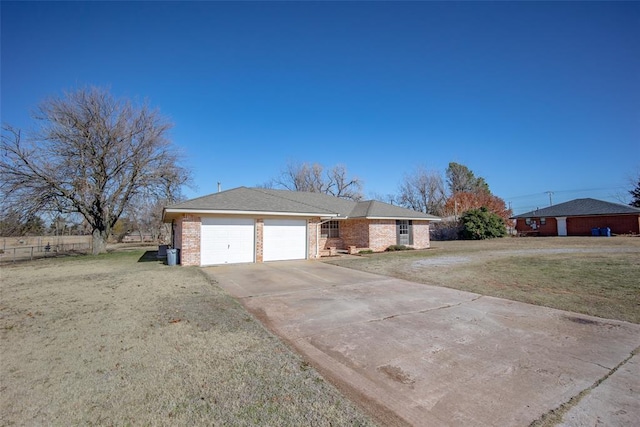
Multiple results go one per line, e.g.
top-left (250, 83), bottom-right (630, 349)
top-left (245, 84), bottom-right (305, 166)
top-left (204, 261), bottom-right (640, 426)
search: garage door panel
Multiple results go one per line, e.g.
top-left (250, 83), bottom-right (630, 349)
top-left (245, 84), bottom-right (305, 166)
top-left (263, 219), bottom-right (307, 261)
top-left (201, 218), bottom-right (254, 265)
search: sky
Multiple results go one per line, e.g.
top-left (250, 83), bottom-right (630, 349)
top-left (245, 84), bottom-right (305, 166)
top-left (2, 1), bottom-right (639, 215)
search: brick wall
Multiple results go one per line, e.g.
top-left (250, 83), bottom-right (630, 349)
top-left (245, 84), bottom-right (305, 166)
top-left (317, 219), bottom-right (433, 252)
top-left (516, 215), bottom-right (640, 236)
top-left (178, 214), bottom-right (201, 266)
top-left (567, 215), bottom-right (640, 235)
top-left (255, 219), bottom-right (264, 262)
top-left (308, 218), bottom-right (320, 258)
top-left (175, 215), bottom-right (437, 265)
top-left (412, 221), bottom-right (431, 248)
top-left (367, 220), bottom-right (396, 252)
top-left (340, 219), bottom-right (370, 249)
top-left (515, 218), bottom-right (557, 236)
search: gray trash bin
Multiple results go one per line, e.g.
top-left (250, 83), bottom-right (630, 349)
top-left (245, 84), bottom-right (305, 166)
top-left (167, 248), bottom-right (177, 266)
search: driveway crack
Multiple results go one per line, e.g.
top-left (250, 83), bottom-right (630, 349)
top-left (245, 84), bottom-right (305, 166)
top-left (368, 295), bottom-right (483, 323)
top-left (529, 346), bottom-right (640, 426)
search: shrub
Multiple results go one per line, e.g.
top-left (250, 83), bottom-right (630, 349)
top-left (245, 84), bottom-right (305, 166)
top-left (358, 249), bottom-right (374, 254)
top-left (385, 245), bottom-right (413, 251)
top-left (460, 207), bottom-right (506, 240)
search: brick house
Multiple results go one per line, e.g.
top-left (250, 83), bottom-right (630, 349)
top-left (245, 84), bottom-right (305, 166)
top-left (163, 186), bottom-right (441, 266)
top-left (512, 198), bottom-right (640, 237)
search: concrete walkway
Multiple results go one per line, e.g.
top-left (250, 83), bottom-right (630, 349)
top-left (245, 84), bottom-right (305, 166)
top-left (204, 261), bottom-right (640, 427)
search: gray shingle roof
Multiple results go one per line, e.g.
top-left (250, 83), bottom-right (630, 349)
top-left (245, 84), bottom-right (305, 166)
top-left (165, 187), bottom-right (441, 220)
top-left (512, 198), bottom-right (640, 218)
top-left (165, 187), bottom-right (336, 215)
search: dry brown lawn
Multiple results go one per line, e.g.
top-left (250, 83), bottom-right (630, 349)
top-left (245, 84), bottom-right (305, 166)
top-left (0, 249), bottom-right (375, 426)
top-left (328, 236), bottom-right (640, 324)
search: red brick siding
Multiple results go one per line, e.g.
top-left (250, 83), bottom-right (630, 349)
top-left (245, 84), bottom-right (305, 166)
top-left (177, 214), bottom-right (438, 265)
top-left (177, 214), bottom-right (201, 266)
top-left (308, 218), bottom-right (320, 259)
top-left (515, 217), bottom-right (558, 236)
top-left (340, 219), bottom-right (370, 249)
top-left (412, 221), bottom-right (431, 248)
top-left (516, 215), bottom-right (640, 236)
top-left (255, 219), bottom-right (264, 262)
top-left (567, 215), bottom-right (640, 235)
top-left (367, 220), bottom-right (396, 252)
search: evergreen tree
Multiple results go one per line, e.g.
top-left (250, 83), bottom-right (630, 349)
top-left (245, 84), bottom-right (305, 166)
top-left (460, 207), bottom-right (506, 240)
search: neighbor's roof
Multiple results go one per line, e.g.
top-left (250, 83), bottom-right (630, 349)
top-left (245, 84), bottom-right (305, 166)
top-left (512, 198), bottom-right (640, 218)
top-left (163, 187), bottom-right (441, 222)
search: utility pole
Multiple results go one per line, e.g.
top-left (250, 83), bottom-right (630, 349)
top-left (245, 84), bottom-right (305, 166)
top-left (545, 191), bottom-right (554, 206)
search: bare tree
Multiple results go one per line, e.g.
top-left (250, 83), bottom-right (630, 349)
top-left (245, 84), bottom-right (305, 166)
top-left (397, 166), bottom-right (446, 215)
top-left (126, 194), bottom-right (175, 243)
top-left (272, 161), bottom-right (363, 201)
top-left (630, 179), bottom-right (640, 207)
top-left (1, 87), bottom-right (190, 254)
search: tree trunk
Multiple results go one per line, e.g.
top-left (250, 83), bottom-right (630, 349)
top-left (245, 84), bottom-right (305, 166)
top-left (92, 228), bottom-right (108, 254)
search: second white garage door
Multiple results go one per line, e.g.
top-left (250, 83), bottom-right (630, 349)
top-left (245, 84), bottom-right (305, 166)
top-left (201, 218), bottom-right (255, 265)
top-left (263, 219), bottom-right (307, 261)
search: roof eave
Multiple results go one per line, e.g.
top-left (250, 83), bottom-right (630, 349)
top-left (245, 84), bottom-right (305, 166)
top-left (163, 208), bottom-right (338, 222)
top-left (513, 211), bottom-right (640, 219)
top-left (364, 216), bottom-right (441, 221)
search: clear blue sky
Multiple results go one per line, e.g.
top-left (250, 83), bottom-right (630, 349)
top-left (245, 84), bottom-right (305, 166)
top-left (2, 1), bottom-right (639, 214)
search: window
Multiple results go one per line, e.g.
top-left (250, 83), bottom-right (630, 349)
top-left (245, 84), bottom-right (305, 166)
top-left (540, 218), bottom-right (546, 225)
top-left (321, 220), bottom-right (339, 238)
top-left (525, 218), bottom-right (532, 225)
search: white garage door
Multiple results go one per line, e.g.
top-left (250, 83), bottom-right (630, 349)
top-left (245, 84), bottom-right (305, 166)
top-left (263, 219), bottom-right (307, 261)
top-left (201, 218), bottom-right (255, 265)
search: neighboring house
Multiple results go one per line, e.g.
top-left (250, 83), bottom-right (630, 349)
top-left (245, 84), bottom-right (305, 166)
top-left (162, 186), bottom-right (441, 266)
top-left (512, 198), bottom-right (640, 237)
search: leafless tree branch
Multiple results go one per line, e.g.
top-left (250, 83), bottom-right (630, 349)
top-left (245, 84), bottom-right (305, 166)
top-left (1, 87), bottom-right (191, 253)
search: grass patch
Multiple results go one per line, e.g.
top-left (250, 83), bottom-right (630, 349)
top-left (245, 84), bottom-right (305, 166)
top-left (450, 254), bottom-right (639, 323)
top-left (0, 251), bottom-right (375, 426)
top-left (328, 237), bottom-right (640, 324)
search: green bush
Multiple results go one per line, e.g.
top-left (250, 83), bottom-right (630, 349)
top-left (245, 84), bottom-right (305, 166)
top-left (385, 245), bottom-right (414, 251)
top-left (460, 207), bottom-right (506, 240)
top-left (358, 249), bottom-right (374, 254)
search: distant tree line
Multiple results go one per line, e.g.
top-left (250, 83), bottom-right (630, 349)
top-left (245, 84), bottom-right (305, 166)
top-left (3, 86), bottom-right (637, 248)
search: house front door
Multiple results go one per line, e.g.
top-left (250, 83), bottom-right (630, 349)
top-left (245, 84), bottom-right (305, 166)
top-left (556, 217), bottom-right (567, 236)
top-left (396, 220), bottom-right (412, 245)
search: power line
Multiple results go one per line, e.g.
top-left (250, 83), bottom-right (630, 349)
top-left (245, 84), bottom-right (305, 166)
top-left (505, 186), bottom-right (626, 200)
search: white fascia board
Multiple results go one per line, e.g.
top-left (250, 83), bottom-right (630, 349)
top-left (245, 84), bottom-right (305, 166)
top-left (164, 208), bottom-right (338, 218)
top-left (365, 216), bottom-right (442, 221)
